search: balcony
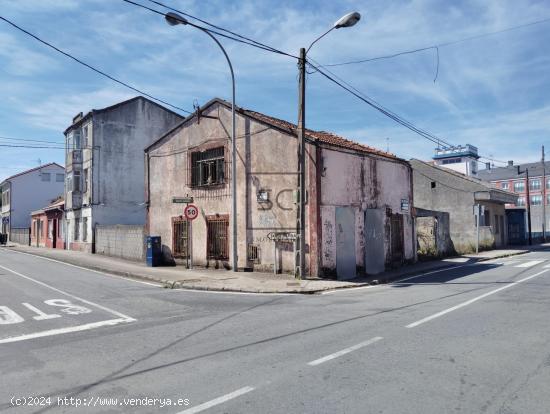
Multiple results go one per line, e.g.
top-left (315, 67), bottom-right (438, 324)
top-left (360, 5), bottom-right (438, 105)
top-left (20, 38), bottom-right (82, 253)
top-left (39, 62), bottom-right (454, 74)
top-left (66, 191), bottom-right (82, 210)
top-left (66, 149), bottom-right (83, 168)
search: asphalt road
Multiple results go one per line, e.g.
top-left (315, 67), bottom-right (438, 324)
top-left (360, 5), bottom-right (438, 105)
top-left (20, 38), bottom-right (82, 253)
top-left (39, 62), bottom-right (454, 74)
top-left (1, 247), bottom-right (550, 414)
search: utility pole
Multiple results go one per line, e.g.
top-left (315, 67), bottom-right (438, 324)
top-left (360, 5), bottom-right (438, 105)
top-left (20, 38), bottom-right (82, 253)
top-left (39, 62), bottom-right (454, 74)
top-left (292, 12), bottom-right (361, 279)
top-left (295, 47), bottom-right (306, 279)
top-left (518, 165), bottom-right (533, 245)
top-left (476, 204), bottom-right (480, 253)
top-left (542, 145), bottom-right (547, 242)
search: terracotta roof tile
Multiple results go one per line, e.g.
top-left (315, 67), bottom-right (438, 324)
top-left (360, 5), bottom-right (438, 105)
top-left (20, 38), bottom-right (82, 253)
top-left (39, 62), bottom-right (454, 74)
top-left (243, 109), bottom-right (398, 159)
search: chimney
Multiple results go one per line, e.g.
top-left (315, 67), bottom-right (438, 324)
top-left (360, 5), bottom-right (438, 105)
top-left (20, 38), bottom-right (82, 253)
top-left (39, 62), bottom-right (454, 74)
top-left (485, 162), bottom-right (491, 170)
top-left (508, 160), bottom-right (514, 167)
top-left (72, 112), bottom-right (83, 124)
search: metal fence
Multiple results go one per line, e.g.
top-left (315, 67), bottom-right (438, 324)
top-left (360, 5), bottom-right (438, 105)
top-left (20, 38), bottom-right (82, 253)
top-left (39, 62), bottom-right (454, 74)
top-left (9, 227), bottom-right (31, 245)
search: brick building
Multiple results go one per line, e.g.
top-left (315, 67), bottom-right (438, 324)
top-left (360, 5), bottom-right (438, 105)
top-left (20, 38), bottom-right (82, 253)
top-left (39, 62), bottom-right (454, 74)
top-left (478, 160), bottom-right (550, 240)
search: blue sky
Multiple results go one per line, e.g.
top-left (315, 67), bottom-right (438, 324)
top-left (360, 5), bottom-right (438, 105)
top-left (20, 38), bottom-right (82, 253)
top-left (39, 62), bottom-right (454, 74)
top-left (1, 0), bottom-right (550, 180)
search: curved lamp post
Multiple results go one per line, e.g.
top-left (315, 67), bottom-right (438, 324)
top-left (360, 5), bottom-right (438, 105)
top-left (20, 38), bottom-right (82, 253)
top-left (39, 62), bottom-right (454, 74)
top-left (165, 12), bottom-right (238, 272)
top-left (295, 12), bottom-right (361, 279)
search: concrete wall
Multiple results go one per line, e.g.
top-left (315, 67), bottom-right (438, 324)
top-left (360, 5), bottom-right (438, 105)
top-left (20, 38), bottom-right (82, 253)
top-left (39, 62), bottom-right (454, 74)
top-left (95, 224), bottom-right (145, 261)
top-left (9, 227), bottom-right (30, 245)
top-left (319, 148), bottom-right (415, 275)
top-left (65, 97), bottom-right (183, 252)
top-left (147, 103), bottom-right (303, 273)
top-left (412, 161), bottom-right (508, 253)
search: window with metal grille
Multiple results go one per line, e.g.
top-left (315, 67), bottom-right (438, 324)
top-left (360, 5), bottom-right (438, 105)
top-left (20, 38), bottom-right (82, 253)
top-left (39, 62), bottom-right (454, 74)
top-left (172, 218), bottom-right (189, 258)
top-left (247, 244), bottom-right (260, 263)
top-left (207, 216), bottom-right (228, 260)
top-left (191, 147), bottom-right (225, 187)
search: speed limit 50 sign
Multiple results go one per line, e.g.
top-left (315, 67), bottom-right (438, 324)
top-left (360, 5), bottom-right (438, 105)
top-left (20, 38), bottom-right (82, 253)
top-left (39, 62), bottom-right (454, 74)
top-left (184, 204), bottom-right (199, 220)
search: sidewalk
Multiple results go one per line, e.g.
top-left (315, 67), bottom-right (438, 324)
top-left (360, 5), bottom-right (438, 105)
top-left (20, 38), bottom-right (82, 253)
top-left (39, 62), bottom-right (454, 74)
top-left (2, 244), bottom-right (547, 294)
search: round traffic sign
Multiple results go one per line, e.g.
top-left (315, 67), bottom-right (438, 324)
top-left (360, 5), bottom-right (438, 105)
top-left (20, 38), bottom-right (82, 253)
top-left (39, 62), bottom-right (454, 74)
top-left (184, 204), bottom-right (199, 220)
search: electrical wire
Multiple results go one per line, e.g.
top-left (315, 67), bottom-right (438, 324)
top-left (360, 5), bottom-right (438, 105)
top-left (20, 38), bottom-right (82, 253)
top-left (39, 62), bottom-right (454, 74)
top-left (0, 15), bottom-right (193, 115)
top-left (322, 16), bottom-right (550, 67)
top-left (121, 0), bottom-right (298, 58)
top-left (307, 58), bottom-right (455, 148)
top-left (0, 136), bottom-right (64, 144)
top-left (0, 144), bottom-right (65, 149)
top-left (145, 0), bottom-right (297, 58)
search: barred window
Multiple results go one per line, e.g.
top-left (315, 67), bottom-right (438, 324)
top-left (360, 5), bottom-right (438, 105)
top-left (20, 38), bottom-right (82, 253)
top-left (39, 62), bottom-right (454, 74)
top-left (207, 216), bottom-right (229, 260)
top-left (191, 147), bottom-right (225, 187)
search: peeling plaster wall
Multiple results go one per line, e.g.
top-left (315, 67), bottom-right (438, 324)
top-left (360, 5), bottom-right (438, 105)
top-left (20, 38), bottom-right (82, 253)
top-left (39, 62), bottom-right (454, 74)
top-left (147, 102), bottom-right (311, 272)
top-left (320, 148), bottom-right (414, 275)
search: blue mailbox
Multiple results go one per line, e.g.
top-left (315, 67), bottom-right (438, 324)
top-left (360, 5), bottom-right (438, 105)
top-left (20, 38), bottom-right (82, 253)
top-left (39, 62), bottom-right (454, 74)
top-left (146, 236), bottom-right (162, 267)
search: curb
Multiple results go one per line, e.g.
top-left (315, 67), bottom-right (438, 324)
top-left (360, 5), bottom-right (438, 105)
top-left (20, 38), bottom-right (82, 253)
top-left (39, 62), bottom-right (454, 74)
top-left (4, 246), bottom-right (535, 295)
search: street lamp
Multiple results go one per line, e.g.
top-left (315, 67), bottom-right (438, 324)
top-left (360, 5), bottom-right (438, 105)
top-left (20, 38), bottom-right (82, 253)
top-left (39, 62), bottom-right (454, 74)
top-left (165, 12), bottom-right (238, 272)
top-left (294, 12), bottom-right (361, 279)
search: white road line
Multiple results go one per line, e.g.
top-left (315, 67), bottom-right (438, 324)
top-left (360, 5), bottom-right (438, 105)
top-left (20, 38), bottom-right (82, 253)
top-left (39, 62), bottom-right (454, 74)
top-left (544, 264), bottom-right (550, 269)
top-left (515, 260), bottom-right (544, 268)
top-left (0, 264), bottom-right (135, 322)
top-left (307, 336), bottom-right (383, 366)
top-left (406, 269), bottom-right (549, 328)
top-left (176, 386), bottom-right (255, 414)
top-left (2, 249), bottom-right (162, 287)
top-left (502, 260), bottom-right (519, 266)
top-left (321, 264), bottom-right (475, 295)
top-left (0, 318), bottom-right (130, 344)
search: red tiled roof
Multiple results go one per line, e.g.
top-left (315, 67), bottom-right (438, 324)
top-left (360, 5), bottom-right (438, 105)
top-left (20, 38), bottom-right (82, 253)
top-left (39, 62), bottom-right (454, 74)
top-left (242, 109), bottom-right (398, 159)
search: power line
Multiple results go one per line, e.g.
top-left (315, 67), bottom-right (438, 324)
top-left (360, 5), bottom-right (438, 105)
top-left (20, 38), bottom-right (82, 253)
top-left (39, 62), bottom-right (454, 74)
top-left (307, 58), bottom-right (455, 148)
top-left (322, 16), bottom-right (550, 67)
top-left (0, 15), bottom-right (193, 114)
top-left (121, 0), bottom-right (298, 58)
top-left (145, 0), bottom-right (296, 58)
top-left (0, 136), bottom-right (64, 144)
top-left (0, 144), bottom-right (65, 149)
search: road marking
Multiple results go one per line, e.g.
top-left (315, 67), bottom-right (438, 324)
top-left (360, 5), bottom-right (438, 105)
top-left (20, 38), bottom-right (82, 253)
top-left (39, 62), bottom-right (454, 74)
top-left (321, 264), bottom-right (475, 295)
top-left (406, 269), bottom-right (549, 328)
top-left (0, 318), bottom-right (130, 344)
top-left (307, 336), bottom-right (383, 366)
top-left (176, 386), bottom-right (255, 414)
top-left (2, 249), bottom-right (162, 287)
top-left (515, 260), bottom-right (544, 268)
top-left (0, 263), bottom-right (135, 321)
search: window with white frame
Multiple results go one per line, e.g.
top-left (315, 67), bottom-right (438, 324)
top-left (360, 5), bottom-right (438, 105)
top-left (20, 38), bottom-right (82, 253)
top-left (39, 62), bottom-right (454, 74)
top-left (82, 217), bottom-right (88, 242)
top-left (530, 179), bottom-right (541, 191)
top-left (83, 169), bottom-right (89, 193)
top-left (56, 173), bottom-right (64, 182)
top-left (500, 182), bottom-right (509, 190)
top-left (531, 195), bottom-right (542, 205)
top-left (514, 181), bottom-right (525, 193)
top-left (73, 171), bottom-right (81, 192)
top-left (41, 173), bottom-right (51, 182)
top-left (74, 218), bottom-right (80, 241)
top-left (517, 196), bottom-right (526, 206)
top-left (48, 220), bottom-right (53, 239)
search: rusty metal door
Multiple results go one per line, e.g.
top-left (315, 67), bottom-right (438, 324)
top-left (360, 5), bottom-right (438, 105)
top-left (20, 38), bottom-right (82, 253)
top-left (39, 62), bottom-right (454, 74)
top-left (390, 213), bottom-right (404, 265)
top-left (207, 217), bottom-right (229, 260)
top-left (172, 219), bottom-right (189, 258)
top-left (336, 207), bottom-right (356, 280)
top-left (364, 209), bottom-right (385, 274)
